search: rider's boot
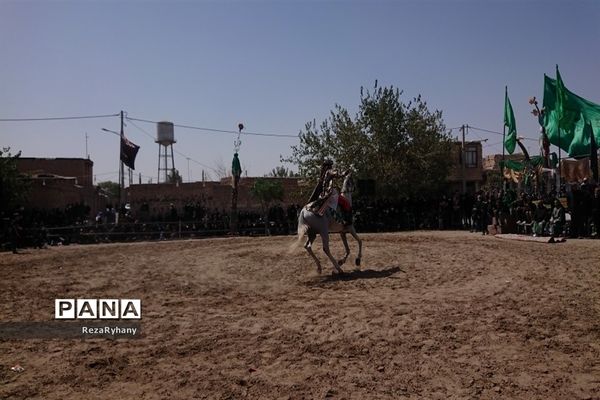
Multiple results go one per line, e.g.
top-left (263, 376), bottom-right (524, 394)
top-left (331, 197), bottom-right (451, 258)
top-left (343, 209), bottom-right (353, 226)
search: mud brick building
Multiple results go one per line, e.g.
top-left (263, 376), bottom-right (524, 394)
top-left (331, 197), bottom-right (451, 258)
top-left (483, 153), bottom-right (526, 171)
top-left (16, 157), bottom-right (108, 215)
top-left (447, 141), bottom-right (484, 193)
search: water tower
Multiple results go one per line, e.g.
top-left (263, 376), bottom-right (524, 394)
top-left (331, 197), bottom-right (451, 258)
top-left (156, 121), bottom-right (176, 183)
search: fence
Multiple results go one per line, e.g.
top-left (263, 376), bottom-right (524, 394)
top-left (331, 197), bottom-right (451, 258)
top-left (2, 219), bottom-right (298, 249)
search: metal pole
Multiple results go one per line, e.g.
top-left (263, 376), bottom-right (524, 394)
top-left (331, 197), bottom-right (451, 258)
top-left (119, 110), bottom-right (124, 207)
top-left (461, 124), bottom-right (466, 194)
top-left (164, 145), bottom-right (168, 183)
top-left (157, 144), bottom-right (161, 183)
top-left (170, 144), bottom-right (175, 181)
top-left (558, 128), bottom-right (562, 191)
top-left (502, 124), bottom-right (506, 190)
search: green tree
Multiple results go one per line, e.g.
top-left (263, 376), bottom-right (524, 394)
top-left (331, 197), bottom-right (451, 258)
top-left (250, 178), bottom-right (284, 234)
top-left (482, 170), bottom-right (504, 192)
top-left (168, 169), bottom-right (182, 184)
top-left (0, 148), bottom-right (29, 214)
top-left (97, 181), bottom-right (120, 199)
top-left (283, 84), bottom-right (453, 198)
top-left (268, 166), bottom-right (299, 178)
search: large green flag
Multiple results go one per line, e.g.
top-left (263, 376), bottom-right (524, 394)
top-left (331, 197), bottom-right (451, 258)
top-left (504, 87), bottom-right (517, 154)
top-left (543, 68), bottom-right (600, 157)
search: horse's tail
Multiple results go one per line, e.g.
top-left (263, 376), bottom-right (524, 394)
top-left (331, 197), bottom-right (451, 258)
top-left (289, 208), bottom-right (308, 253)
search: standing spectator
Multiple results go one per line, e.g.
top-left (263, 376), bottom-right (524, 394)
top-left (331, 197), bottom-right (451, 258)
top-left (570, 184), bottom-right (585, 238)
top-left (169, 203), bottom-right (178, 222)
top-left (593, 187), bottom-right (600, 238)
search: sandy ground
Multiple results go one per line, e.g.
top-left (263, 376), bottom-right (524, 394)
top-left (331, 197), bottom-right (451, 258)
top-left (0, 231), bottom-right (599, 400)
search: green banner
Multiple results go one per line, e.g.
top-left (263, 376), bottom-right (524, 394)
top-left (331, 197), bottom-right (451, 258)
top-left (543, 71), bottom-right (600, 158)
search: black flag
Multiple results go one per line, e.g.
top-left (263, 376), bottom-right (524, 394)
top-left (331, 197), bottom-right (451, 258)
top-left (120, 136), bottom-right (140, 170)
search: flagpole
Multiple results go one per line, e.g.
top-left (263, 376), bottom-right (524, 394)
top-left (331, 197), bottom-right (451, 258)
top-left (119, 110), bottom-right (124, 208)
top-left (502, 86), bottom-right (507, 191)
top-left (555, 66), bottom-right (562, 193)
top-left (502, 124), bottom-right (506, 190)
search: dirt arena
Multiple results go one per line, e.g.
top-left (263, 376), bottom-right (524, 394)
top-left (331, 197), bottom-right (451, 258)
top-left (1, 231), bottom-right (599, 399)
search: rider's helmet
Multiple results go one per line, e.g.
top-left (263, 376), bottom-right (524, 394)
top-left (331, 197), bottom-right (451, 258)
top-left (319, 159), bottom-right (334, 177)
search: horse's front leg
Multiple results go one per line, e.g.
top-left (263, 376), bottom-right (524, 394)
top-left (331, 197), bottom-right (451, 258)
top-left (321, 233), bottom-right (343, 274)
top-left (338, 232), bottom-right (350, 266)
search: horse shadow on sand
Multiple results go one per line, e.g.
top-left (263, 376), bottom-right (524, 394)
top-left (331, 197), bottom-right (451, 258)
top-left (305, 266), bottom-right (404, 286)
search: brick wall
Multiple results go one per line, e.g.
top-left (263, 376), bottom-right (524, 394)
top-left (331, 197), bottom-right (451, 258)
top-left (22, 177), bottom-right (108, 216)
top-left (125, 177), bottom-right (311, 216)
top-left (17, 158), bottom-right (94, 187)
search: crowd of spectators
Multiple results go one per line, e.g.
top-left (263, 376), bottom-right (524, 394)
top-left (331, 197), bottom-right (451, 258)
top-left (3, 180), bottom-right (600, 251)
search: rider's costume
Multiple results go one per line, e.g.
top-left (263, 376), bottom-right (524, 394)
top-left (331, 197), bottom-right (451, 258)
top-left (307, 165), bottom-right (353, 225)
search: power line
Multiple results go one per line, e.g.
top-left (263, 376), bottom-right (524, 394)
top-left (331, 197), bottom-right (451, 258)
top-left (483, 140), bottom-right (504, 148)
top-left (126, 117), bottom-right (220, 175)
top-left (466, 126), bottom-right (486, 142)
top-left (468, 125), bottom-right (503, 136)
top-left (0, 113), bottom-right (120, 122)
top-left (468, 125), bottom-right (538, 142)
top-left (126, 116), bottom-right (299, 138)
top-left (173, 149), bottom-right (220, 175)
top-left (124, 118), bottom-right (155, 142)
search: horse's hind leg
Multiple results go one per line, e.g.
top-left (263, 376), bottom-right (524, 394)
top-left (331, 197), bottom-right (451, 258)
top-left (349, 227), bottom-right (363, 267)
top-left (304, 233), bottom-right (321, 274)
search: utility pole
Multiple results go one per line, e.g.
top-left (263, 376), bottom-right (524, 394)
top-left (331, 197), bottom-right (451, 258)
top-left (461, 124), bottom-right (467, 194)
top-left (85, 132), bottom-right (89, 159)
top-left (119, 110), bottom-right (124, 207)
top-left (187, 157), bottom-right (191, 182)
top-left (230, 123), bottom-right (244, 235)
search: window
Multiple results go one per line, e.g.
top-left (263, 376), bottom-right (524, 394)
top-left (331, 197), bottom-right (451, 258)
top-left (465, 147), bottom-right (478, 168)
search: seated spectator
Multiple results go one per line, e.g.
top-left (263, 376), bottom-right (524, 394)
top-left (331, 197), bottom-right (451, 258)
top-left (532, 201), bottom-right (549, 237)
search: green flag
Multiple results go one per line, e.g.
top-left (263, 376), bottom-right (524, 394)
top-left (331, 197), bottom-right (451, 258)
top-left (504, 87), bottom-right (517, 154)
top-left (232, 152), bottom-right (242, 177)
top-left (543, 68), bottom-right (600, 157)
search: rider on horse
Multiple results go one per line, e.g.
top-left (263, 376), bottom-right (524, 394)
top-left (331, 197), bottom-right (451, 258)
top-left (307, 160), bottom-right (353, 226)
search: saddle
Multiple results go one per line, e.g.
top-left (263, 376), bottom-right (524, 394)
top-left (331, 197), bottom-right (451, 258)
top-left (306, 196), bottom-right (330, 216)
top-left (305, 196), bottom-right (353, 226)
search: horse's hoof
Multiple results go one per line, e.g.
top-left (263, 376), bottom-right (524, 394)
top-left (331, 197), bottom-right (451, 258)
top-left (355, 258), bottom-right (361, 266)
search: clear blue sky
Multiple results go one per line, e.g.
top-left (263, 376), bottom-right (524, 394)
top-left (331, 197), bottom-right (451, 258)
top-left (2, 0), bottom-right (599, 183)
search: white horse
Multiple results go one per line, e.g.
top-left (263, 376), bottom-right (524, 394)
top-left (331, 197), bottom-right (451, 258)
top-left (297, 173), bottom-right (363, 274)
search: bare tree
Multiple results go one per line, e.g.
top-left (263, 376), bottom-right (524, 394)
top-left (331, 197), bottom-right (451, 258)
top-left (213, 157), bottom-right (229, 180)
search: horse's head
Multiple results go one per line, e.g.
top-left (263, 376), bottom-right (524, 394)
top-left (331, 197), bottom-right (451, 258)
top-left (342, 172), bottom-right (354, 194)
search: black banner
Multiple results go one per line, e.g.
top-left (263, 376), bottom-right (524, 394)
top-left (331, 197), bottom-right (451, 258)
top-left (120, 136), bottom-right (140, 170)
